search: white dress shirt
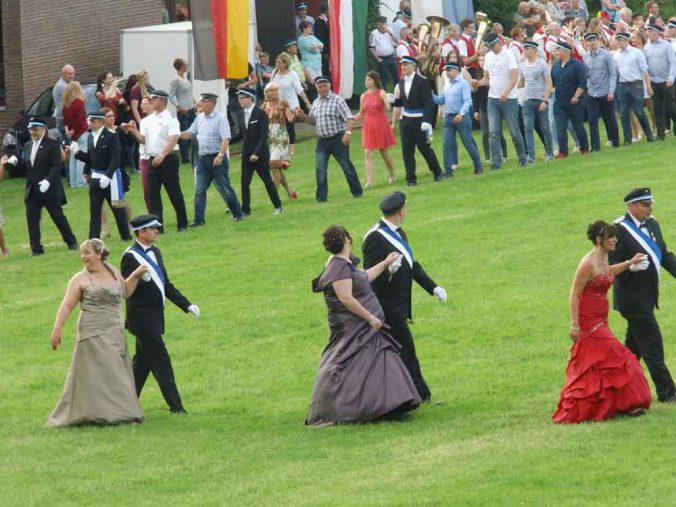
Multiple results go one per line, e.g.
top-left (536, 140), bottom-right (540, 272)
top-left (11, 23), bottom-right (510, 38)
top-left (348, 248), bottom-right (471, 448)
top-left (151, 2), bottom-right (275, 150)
top-left (140, 108), bottom-right (180, 157)
top-left (91, 126), bottom-right (104, 148)
top-left (30, 134), bottom-right (44, 165)
top-left (243, 105), bottom-right (254, 128)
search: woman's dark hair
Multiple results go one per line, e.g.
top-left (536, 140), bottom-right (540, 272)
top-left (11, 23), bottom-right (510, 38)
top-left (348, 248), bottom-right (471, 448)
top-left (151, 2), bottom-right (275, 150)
top-left (299, 20), bottom-right (311, 32)
top-left (322, 225), bottom-right (352, 254)
top-left (96, 71), bottom-right (110, 94)
top-left (587, 220), bottom-right (616, 244)
top-left (173, 58), bottom-right (186, 71)
top-left (366, 71), bottom-right (382, 90)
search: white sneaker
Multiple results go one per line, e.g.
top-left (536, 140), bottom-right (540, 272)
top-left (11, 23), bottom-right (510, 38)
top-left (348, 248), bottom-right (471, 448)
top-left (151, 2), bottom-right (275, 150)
top-left (273, 207), bottom-right (284, 215)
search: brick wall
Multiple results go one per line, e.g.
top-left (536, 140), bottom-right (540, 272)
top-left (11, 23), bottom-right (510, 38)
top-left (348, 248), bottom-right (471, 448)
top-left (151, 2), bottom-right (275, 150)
top-left (0, 0), bottom-right (164, 134)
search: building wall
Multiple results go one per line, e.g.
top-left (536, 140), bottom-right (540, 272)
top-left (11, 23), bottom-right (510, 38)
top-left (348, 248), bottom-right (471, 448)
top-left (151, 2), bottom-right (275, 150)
top-left (0, 0), bottom-right (164, 134)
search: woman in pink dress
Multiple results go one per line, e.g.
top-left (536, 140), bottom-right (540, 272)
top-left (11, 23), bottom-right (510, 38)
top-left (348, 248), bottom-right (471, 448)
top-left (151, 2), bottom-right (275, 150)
top-left (355, 71), bottom-right (396, 187)
top-left (553, 220), bottom-right (652, 423)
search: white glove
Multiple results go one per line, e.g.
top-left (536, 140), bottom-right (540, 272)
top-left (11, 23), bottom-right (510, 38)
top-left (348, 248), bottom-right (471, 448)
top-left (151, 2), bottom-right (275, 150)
top-left (7, 155), bottom-right (18, 166)
top-left (99, 175), bottom-right (111, 189)
top-left (421, 122), bottom-right (432, 133)
top-left (629, 259), bottom-right (650, 272)
top-left (388, 255), bottom-right (403, 274)
top-left (433, 286), bottom-right (448, 302)
top-left (38, 179), bottom-right (50, 193)
top-left (188, 304), bottom-right (201, 319)
top-left (69, 141), bottom-right (80, 155)
top-left (386, 93), bottom-right (396, 104)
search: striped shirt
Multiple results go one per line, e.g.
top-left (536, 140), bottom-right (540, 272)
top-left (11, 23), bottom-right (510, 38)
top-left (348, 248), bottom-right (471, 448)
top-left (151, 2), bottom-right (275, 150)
top-left (519, 57), bottom-right (550, 100)
top-left (187, 110), bottom-right (230, 156)
top-left (309, 91), bottom-right (353, 138)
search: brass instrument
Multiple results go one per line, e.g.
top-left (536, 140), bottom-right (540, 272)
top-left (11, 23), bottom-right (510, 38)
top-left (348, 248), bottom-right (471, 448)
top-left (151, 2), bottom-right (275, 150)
top-left (417, 23), bottom-right (431, 53)
top-left (474, 11), bottom-right (490, 53)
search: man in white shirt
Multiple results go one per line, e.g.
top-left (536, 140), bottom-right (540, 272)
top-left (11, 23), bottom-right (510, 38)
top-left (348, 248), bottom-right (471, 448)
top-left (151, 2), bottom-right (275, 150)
top-left (474, 33), bottom-right (528, 169)
top-left (369, 16), bottom-right (399, 89)
top-left (124, 90), bottom-right (188, 232)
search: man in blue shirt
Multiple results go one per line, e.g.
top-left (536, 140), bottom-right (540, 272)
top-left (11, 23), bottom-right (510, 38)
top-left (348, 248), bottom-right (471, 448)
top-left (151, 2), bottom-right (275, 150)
top-left (644, 23), bottom-right (676, 140)
top-left (179, 93), bottom-right (244, 226)
top-left (433, 63), bottom-right (483, 176)
top-left (551, 40), bottom-right (589, 158)
top-left (615, 31), bottom-right (654, 145)
top-left (582, 32), bottom-right (620, 151)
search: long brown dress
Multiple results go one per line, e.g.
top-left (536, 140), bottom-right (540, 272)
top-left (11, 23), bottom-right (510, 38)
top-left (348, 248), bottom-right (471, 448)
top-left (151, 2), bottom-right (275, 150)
top-left (45, 266), bottom-right (143, 427)
top-left (306, 256), bottom-right (421, 426)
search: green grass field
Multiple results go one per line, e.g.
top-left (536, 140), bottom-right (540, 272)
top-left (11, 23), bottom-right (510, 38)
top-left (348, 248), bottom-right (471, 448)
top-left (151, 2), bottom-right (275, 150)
top-left (2, 128), bottom-right (676, 505)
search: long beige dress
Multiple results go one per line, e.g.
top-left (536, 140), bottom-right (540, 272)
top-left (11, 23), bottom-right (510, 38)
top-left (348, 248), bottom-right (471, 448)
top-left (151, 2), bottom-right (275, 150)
top-left (45, 266), bottom-right (143, 427)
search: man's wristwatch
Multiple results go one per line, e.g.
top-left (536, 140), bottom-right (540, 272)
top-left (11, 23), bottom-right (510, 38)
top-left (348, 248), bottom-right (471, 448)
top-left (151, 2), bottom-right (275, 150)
top-left (345, 131), bottom-right (352, 135)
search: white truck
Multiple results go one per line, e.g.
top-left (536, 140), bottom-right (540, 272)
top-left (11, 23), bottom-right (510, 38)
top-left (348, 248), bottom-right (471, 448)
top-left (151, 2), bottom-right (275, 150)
top-left (120, 20), bottom-right (257, 115)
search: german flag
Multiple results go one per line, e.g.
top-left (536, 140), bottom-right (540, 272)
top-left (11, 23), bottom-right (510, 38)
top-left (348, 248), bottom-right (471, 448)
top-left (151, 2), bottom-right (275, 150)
top-left (191, 0), bottom-right (249, 80)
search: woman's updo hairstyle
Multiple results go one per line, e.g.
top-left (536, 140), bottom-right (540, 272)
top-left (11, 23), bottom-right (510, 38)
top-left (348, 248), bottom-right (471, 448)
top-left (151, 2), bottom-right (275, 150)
top-left (80, 238), bottom-right (110, 261)
top-left (322, 225), bottom-right (352, 254)
top-left (586, 220), bottom-right (616, 245)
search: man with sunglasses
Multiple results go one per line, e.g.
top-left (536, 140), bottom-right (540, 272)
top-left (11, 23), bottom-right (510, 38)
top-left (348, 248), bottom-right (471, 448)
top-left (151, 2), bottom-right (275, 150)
top-left (610, 188), bottom-right (676, 402)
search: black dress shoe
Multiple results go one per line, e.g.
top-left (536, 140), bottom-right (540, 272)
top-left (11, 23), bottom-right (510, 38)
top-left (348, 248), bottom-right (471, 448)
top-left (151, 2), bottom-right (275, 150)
top-left (67, 243), bottom-right (78, 251)
top-left (189, 221), bottom-right (204, 228)
top-left (406, 181), bottom-right (417, 187)
top-left (31, 250), bottom-right (45, 257)
top-left (177, 227), bottom-right (188, 232)
top-left (171, 408), bottom-right (188, 414)
top-left (433, 175), bottom-right (442, 182)
top-left (659, 394), bottom-right (676, 403)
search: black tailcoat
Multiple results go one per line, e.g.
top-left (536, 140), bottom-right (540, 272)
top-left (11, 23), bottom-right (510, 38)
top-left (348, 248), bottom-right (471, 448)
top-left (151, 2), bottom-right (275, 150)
top-left (610, 213), bottom-right (676, 314)
top-left (75, 128), bottom-right (121, 178)
top-left (230, 105), bottom-right (270, 164)
top-left (393, 73), bottom-right (436, 125)
top-left (24, 136), bottom-right (67, 205)
top-left (121, 243), bottom-right (192, 337)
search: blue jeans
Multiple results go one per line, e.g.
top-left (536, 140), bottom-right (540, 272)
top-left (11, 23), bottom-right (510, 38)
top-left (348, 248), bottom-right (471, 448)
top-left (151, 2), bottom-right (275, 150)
top-left (487, 98), bottom-right (527, 167)
top-left (521, 99), bottom-right (554, 161)
top-left (378, 55), bottom-right (399, 90)
top-left (553, 96), bottom-right (589, 155)
top-left (315, 133), bottom-right (363, 202)
top-left (617, 81), bottom-right (652, 144)
top-left (194, 153), bottom-right (242, 222)
top-left (442, 112), bottom-right (482, 172)
top-left (177, 109), bottom-right (196, 162)
top-left (68, 133), bottom-right (87, 188)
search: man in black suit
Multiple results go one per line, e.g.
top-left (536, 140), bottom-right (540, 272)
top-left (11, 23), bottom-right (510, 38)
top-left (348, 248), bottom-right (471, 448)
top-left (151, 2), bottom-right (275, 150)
top-left (71, 111), bottom-right (131, 241)
top-left (230, 88), bottom-right (283, 216)
top-left (121, 214), bottom-right (200, 413)
top-left (610, 187), bottom-right (676, 402)
top-left (362, 191), bottom-right (447, 401)
top-left (23, 117), bottom-right (77, 256)
top-left (389, 56), bottom-right (443, 186)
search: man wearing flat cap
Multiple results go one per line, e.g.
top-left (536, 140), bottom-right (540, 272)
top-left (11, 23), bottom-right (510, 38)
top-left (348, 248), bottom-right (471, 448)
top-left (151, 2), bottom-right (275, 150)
top-left (23, 117), bottom-right (77, 255)
top-left (644, 23), bottom-right (676, 141)
top-left (550, 40), bottom-right (589, 158)
top-left (121, 214), bottom-right (200, 414)
top-left (179, 92), bottom-right (244, 225)
top-left (362, 191), bottom-right (447, 401)
top-left (71, 111), bottom-right (131, 241)
top-left (123, 90), bottom-right (189, 232)
top-left (610, 188), bottom-right (676, 402)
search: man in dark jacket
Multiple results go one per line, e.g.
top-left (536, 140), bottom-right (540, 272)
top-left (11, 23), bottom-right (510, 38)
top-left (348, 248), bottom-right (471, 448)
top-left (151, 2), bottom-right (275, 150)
top-left (230, 88), bottom-right (283, 215)
top-left (121, 214), bottom-right (200, 413)
top-left (362, 191), bottom-right (447, 401)
top-left (23, 117), bottom-right (77, 256)
top-left (610, 188), bottom-right (676, 402)
top-left (72, 111), bottom-right (131, 240)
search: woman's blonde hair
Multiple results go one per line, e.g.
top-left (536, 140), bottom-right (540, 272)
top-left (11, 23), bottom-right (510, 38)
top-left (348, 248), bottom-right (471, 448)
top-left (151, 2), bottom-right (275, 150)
top-left (136, 70), bottom-right (149, 98)
top-left (80, 238), bottom-right (110, 261)
top-left (275, 53), bottom-right (291, 70)
top-left (62, 81), bottom-right (85, 108)
top-left (264, 82), bottom-right (280, 97)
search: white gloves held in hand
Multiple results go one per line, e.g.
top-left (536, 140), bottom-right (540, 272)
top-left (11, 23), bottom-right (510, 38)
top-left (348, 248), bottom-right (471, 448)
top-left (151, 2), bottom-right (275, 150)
top-left (99, 175), bottom-right (111, 189)
top-left (38, 179), bottom-right (50, 193)
top-left (386, 93), bottom-right (397, 104)
top-left (433, 286), bottom-right (447, 302)
top-left (69, 141), bottom-right (80, 155)
top-left (388, 255), bottom-right (403, 274)
top-left (7, 155), bottom-right (18, 166)
top-left (421, 122), bottom-right (432, 133)
top-left (188, 305), bottom-right (201, 319)
top-left (629, 258), bottom-right (650, 272)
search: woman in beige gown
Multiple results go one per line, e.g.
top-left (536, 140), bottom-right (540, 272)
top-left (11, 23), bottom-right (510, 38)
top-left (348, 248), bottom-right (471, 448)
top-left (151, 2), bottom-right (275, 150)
top-left (46, 239), bottom-right (148, 428)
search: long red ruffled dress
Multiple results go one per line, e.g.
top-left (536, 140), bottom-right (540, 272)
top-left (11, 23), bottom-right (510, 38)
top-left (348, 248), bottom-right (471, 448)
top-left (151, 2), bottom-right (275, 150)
top-left (553, 273), bottom-right (652, 423)
top-left (361, 90), bottom-right (397, 150)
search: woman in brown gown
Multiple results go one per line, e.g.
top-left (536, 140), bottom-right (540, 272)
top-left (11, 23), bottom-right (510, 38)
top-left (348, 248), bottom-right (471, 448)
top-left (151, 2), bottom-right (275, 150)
top-left (306, 225), bottom-right (421, 426)
top-left (46, 239), bottom-right (147, 427)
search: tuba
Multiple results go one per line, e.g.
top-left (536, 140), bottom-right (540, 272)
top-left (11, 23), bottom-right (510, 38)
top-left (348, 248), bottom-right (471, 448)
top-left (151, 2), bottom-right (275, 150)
top-left (474, 11), bottom-right (491, 53)
top-left (417, 23), bottom-right (431, 53)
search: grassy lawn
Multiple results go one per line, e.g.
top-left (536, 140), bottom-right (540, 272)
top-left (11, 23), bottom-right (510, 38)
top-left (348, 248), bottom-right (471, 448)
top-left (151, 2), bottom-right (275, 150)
top-left (1, 128), bottom-right (676, 505)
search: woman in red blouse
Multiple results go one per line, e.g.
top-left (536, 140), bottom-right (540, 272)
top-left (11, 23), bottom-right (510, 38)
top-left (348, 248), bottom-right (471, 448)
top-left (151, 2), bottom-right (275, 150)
top-left (96, 71), bottom-right (127, 124)
top-left (63, 81), bottom-right (88, 188)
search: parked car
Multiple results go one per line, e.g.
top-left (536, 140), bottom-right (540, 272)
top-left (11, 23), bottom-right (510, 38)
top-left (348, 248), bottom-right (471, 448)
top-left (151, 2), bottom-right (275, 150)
top-left (2, 79), bottom-right (127, 177)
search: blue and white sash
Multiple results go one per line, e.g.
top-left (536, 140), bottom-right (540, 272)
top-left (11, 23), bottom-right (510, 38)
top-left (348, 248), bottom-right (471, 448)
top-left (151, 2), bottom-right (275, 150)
top-left (91, 168), bottom-right (125, 202)
top-left (366, 223), bottom-right (414, 268)
top-left (125, 244), bottom-right (166, 304)
top-left (619, 219), bottom-right (662, 278)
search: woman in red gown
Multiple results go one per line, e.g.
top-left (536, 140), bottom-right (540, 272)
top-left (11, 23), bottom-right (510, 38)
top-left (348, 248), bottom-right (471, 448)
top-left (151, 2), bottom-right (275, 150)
top-left (553, 220), bottom-right (652, 423)
top-left (354, 71), bottom-right (397, 188)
